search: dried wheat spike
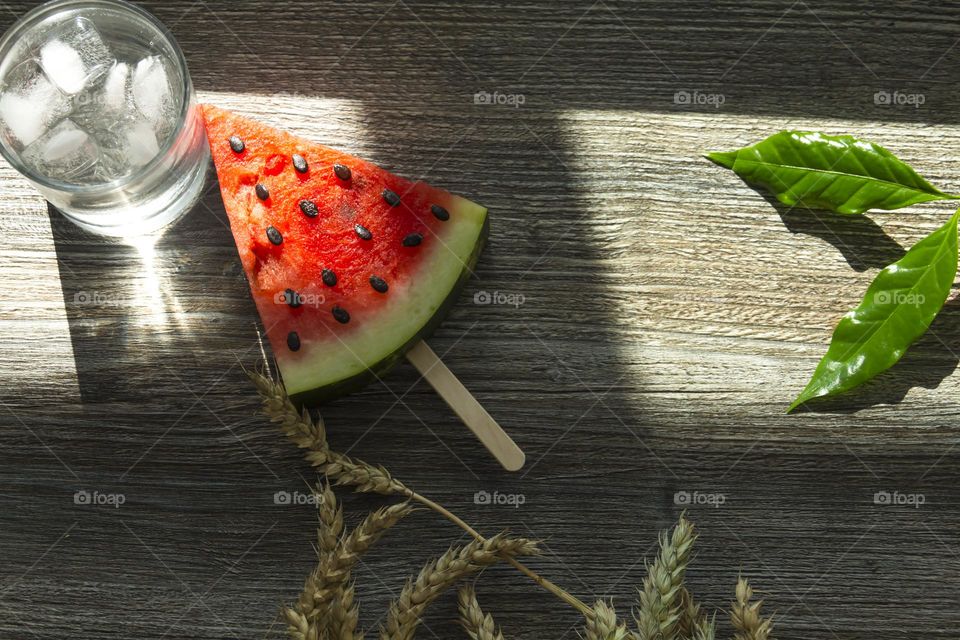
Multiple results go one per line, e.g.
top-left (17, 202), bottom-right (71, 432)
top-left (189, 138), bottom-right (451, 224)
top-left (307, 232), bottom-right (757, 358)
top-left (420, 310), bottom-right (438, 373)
top-left (458, 585), bottom-right (505, 640)
top-left (635, 516), bottom-right (697, 640)
top-left (731, 577), bottom-right (774, 640)
top-left (380, 534), bottom-right (539, 640)
top-left (251, 371), bottom-right (408, 496)
top-left (328, 581), bottom-right (362, 640)
top-left (585, 600), bottom-right (633, 640)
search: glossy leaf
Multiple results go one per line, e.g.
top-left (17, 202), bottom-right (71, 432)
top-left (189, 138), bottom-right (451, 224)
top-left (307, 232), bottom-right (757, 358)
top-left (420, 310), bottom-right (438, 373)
top-left (708, 131), bottom-right (959, 215)
top-left (789, 209), bottom-right (960, 411)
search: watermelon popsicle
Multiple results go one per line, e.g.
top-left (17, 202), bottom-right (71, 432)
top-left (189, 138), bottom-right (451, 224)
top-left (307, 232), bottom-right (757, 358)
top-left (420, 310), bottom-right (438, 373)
top-left (202, 105), bottom-right (524, 471)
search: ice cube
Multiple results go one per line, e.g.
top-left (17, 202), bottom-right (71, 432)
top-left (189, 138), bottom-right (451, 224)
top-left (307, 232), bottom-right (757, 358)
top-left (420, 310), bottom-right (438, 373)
top-left (0, 58), bottom-right (71, 147)
top-left (92, 119), bottom-right (161, 181)
top-left (132, 56), bottom-right (173, 122)
top-left (69, 60), bottom-right (137, 138)
top-left (39, 17), bottom-right (113, 95)
top-left (22, 119), bottom-right (99, 182)
top-left (123, 120), bottom-right (159, 167)
top-left (40, 41), bottom-right (85, 94)
top-left (102, 61), bottom-right (129, 111)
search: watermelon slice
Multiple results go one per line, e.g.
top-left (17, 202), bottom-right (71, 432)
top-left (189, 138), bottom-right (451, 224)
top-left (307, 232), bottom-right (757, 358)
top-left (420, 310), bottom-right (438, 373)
top-left (202, 105), bottom-right (488, 404)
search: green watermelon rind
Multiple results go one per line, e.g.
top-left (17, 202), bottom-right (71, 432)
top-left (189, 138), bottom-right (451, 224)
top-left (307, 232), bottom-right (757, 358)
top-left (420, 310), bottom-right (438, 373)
top-left (288, 213), bottom-right (489, 406)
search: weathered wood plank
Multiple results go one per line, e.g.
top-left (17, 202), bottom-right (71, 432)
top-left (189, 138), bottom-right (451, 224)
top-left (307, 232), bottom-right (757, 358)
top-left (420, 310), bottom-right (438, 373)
top-left (2, 1), bottom-right (960, 639)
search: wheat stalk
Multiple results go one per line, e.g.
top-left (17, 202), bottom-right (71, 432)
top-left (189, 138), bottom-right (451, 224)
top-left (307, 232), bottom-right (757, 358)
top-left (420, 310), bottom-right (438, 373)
top-left (585, 600), bottom-right (634, 640)
top-left (379, 534), bottom-right (539, 640)
top-left (250, 370), bottom-right (594, 619)
top-left (635, 516), bottom-right (697, 640)
top-left (252, 371), bottom-right (774, 640)
top-left (458, 585), bottom-right (505, 640)
top-left (731, 577), bottom-right (774, 640)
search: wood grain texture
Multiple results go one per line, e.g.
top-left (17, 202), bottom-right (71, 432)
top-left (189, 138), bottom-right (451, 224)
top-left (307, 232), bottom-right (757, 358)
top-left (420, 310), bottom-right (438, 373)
top-left (2, 1), bottom-right (960, 638)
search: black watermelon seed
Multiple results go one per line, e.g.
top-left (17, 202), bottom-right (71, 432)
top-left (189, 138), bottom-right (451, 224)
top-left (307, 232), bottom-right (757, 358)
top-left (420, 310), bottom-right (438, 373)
top-left (369, 275), bottom-right (389, 293)
top-left (292, 154), bottom-right (308, 173)
top-left (431, 204), bottom-right (449, 221)
top-left (354, 224), bottom-right (372, 241)
top-left (266, 226), bottom-right (283, 245)
top-left (321, 268), bottom-right (337, 287)
top-left (284, 288), bottom-right (302, 308)
top-left (299, 199), bottom-right (318, 218)
top-left (382, 189), bottom-right (401, 207)
top-left (332, 305), bottom-right (350, 324)
top-left (402, 232), bottom-right (423, 247)
top-left (255, 183), bottom-right (269, 201)
top-left (228, 135), bottom-right (244, 153)
top-left (287, 331), bottom-right (301, 351)
top-left (333, 164), bottom-right (351, 181)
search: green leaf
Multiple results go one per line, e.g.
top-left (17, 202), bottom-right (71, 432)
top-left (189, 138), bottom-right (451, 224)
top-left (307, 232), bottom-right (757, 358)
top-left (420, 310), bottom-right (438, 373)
top-left (708, 131), bottom-right (959, 215)
top-left (789, 209), bottom-right (960, 411)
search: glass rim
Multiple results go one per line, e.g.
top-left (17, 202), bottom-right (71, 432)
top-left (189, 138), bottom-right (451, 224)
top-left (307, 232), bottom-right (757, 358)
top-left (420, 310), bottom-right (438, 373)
top-left (0, 0), bottom-right (193, 194)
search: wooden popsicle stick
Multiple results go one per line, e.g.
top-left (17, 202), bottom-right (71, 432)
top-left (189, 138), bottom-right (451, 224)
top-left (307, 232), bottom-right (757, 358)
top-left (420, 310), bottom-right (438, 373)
top-left (405, 340), bottom-right (525, 471)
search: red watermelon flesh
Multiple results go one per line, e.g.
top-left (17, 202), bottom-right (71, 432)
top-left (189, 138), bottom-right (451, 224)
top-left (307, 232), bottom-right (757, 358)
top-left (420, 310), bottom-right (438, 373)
top-left (202, 105), bottom-right (488, 403)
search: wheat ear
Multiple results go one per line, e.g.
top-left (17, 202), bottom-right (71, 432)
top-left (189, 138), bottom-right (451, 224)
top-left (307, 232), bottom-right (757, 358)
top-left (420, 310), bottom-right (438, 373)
top-left (315, 481), bottom-right (344, 555)
top-left (676, 586), bottom-right (702, 639)
top-left (296, 500), bottom-right (413, 630)
top-left (249, 370), bottom-right (327, 453)
top-left (328, 581), bottom-right (362, 640)
top-left (458, 585), bottom-right (505, 640)
top-left (291, 483), bottom-right (340, 617)
top-left (250, 371), bottom-right (407, 495)
top-left (289, 482), bottom-right (346, 637)
top-left (287, 480), bottom-right (410, 637)
top-left (283, 607), bottom-right (320, 640)
top-left (319, 496), bottom-right (412, 639)
top-left (585, 600), bottom-right (634, 640)
top-left (635, 515), bottom-right (697, 640)
top-left (694, 613), bottom-right (716, 640)
top-left (379, 534), bottom-right (539, 640)
top-left (311, 502), bottom-right (414, 604)
top-left (731, 576), bottom-right (774, 640)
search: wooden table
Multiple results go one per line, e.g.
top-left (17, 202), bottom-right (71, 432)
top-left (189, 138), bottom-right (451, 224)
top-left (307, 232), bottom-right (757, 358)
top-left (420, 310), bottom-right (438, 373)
top-left (2, 1), bottom-right (960, 638)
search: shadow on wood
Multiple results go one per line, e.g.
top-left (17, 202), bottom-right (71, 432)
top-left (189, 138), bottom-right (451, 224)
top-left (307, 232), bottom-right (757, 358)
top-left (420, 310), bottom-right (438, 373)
top-left (45, 179), bottom-right (255, 405)
top-left (164, 1), bottom-right (960, 127)
top-left (759, 190), bottom-right (908, 272)
top-left (792, 292), bottom-right (960, 414)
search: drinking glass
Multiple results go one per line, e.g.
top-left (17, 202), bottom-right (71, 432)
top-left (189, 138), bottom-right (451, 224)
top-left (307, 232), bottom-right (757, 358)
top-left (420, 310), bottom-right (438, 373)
top-left (0, 0), bottom-right (209, 236)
